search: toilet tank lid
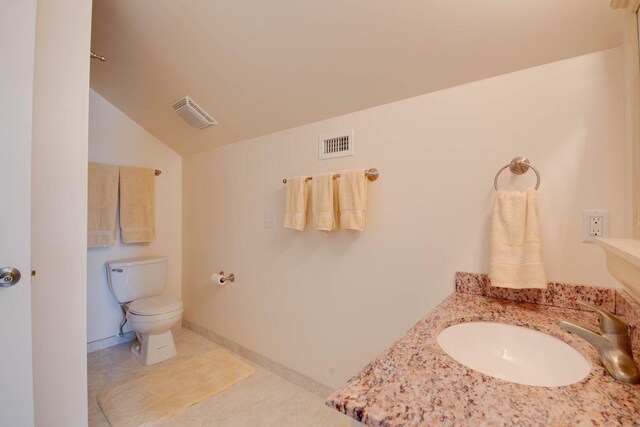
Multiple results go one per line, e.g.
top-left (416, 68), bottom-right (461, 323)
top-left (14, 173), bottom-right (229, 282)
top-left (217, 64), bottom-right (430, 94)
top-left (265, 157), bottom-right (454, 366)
top-left (106, 256), bottom-right (168, 268)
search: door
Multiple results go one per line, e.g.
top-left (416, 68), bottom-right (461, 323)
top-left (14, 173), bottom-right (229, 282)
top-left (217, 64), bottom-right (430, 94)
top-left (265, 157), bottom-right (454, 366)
top-left (0, 1), bottom-right (37, 425)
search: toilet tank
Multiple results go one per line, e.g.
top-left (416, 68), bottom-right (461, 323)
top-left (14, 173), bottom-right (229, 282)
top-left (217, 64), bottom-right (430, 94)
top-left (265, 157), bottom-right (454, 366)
top-left (106, 256), bottom-right (168, 304)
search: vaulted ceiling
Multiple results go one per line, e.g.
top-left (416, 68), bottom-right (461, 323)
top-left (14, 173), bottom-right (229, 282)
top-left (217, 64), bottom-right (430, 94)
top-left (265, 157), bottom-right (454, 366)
top-left (90, 0), bottom-right (624, 155)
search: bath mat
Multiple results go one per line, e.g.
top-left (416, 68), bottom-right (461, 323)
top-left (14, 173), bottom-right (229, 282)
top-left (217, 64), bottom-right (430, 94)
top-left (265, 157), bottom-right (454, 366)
top-left (97, 348), bottom-right (255, 427)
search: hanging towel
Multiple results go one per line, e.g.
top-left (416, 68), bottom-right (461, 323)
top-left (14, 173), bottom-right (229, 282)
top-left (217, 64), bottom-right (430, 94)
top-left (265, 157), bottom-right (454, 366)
top-left (489, 187), bottom-right (546, 289)
top-left (119, 166), bottom-right (155, 243)
top-left (333, 176), bottom-right (341, 230)
top-left (87, 162), bottom-right (119, 248)
top-left (339, 169), bottom-right (367, 231)
top-left (284, 176), bottom-right (308, 231)
top-left (310, 172), bottom-right (337, 231)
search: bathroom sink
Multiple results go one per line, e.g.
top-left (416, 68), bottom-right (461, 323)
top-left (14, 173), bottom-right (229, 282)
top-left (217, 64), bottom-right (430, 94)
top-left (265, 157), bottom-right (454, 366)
top-left (436, 322), bottom-right (590, 387)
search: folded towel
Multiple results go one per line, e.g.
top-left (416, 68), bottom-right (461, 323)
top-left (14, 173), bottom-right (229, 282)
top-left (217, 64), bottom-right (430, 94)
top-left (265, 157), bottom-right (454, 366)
top-left (284, 176), bottom-right (308, 231)
top-left (87, 162), bottom-right (119, 248)
top-left (310, 173), bottom-right (337, 231)
top-left (339, 169), bottom-right (367, 231)
top-left (489, 187), bottom-right (546, 289)
top-left (119, 166), bottom-right (155, 243)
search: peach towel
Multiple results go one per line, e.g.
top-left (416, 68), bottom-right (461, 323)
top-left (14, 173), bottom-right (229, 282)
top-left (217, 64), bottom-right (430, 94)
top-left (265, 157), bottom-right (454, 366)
top-left (284, 176), bottom-right (308, 231)
top-left (489, 187), bottom-right (546, 289)
top-left (87, 162), bottom-right (119, 248)
top-left (119, 166), bottom-right (155, 243)
top-left (339, 169), bottom-right (367, 231)
top-left (310, 172), bottom-right (337, 231)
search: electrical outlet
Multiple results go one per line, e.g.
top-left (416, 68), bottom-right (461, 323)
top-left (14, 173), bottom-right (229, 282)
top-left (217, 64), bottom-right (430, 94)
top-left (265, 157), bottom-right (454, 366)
top-left (582, 210), bottom-right (609, 243)
top-left (589, 216), bottom-right (603, 237)
top-left (263, 212), bottom-right (275, 228)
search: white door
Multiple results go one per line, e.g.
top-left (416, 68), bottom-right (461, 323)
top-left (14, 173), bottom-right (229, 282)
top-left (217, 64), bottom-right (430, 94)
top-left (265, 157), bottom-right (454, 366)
top-left (0, 1), bottom-right (37, 425)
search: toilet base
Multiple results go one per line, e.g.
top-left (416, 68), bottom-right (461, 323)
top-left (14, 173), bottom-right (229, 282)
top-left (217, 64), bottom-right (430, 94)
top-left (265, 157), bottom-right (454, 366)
top-left (131, 330), bottom-right (177, 365)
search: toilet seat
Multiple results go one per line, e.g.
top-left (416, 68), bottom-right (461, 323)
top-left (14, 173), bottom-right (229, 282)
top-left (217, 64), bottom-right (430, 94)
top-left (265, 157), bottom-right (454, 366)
top-left (127, 309), bottom-right (182, 323)
top-left (128, 295), bottom-right (183, 316)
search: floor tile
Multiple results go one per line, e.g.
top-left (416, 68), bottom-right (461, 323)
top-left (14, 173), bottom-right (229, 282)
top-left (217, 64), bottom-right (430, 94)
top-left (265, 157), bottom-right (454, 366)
top-left (87, 328), bottom-right (356, 426)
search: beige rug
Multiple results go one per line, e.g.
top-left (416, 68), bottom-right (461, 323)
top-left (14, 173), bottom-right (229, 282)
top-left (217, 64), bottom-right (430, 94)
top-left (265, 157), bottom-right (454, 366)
top-left (97, 349), bottom-right (255, 427)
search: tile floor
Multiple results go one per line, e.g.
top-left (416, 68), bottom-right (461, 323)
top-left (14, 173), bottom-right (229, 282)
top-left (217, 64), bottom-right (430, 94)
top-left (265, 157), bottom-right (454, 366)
top-left (88, 328), bottom-right (356, 426)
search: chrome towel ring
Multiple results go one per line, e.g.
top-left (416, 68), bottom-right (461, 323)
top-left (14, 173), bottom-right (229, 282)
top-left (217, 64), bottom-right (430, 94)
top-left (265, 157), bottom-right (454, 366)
top-left (494, 156), bottom-right (540, 191)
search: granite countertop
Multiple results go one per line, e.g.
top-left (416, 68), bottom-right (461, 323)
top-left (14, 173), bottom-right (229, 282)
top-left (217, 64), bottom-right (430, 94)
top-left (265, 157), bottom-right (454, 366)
top-left (326, 274), bottom-right (640, 427)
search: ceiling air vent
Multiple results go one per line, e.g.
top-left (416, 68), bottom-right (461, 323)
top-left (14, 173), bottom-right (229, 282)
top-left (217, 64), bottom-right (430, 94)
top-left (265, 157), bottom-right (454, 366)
top-left (171, 96), bottom-right (217, 129)
top-left (318, 130), bottom-right (354, 160)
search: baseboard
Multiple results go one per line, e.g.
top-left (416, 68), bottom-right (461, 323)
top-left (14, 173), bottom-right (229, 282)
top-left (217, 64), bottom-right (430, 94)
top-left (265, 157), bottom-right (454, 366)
top-left (87, 331), bottom-right (136, 353)
top-left (183, 320), bottom-right (334, 399)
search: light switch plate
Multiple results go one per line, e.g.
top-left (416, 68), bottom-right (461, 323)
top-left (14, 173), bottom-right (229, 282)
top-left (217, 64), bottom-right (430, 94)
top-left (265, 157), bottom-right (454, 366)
top-left (263, 212), bottom-right (276, 228)
top-left (582, 209), bottom-right (609, 243)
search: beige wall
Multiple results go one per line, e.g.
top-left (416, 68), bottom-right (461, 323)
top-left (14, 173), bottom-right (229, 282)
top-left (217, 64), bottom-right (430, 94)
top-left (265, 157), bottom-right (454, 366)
top-left (31, 0), bottom-right (92, 424)
top-left (621, 6), bottom-right (640, 238)
top-left (87, 90), bottom-right (182, 343)
top-left (183, 48), bottom-right (627, 390)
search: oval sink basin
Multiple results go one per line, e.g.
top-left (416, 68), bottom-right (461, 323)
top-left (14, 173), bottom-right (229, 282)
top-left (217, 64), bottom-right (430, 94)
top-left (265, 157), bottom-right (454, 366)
top-left (437, 322), bottom-right (590, 387)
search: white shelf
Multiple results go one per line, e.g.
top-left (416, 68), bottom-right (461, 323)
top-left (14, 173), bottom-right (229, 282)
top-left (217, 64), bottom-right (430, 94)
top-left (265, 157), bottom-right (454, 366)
top-left (595, 238), bottom-right (640, 302)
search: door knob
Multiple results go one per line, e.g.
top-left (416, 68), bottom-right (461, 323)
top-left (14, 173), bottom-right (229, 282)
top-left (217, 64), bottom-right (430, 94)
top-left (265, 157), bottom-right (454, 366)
top-left (0, 267), bottom-right (21, 288)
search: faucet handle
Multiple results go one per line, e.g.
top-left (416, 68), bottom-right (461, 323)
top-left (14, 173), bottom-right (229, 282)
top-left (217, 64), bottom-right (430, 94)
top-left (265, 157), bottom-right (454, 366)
top-left (576, 301), bottom-right (628, 334)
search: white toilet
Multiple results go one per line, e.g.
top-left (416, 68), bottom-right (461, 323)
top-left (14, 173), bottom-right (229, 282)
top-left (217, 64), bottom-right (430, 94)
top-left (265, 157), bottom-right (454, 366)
top-left (106, 256), bottom-right (183, 365)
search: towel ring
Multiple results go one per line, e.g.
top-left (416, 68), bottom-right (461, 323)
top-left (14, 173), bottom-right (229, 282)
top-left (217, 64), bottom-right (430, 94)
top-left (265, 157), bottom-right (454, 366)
top-left (494, 157), bottom-right (540, 191)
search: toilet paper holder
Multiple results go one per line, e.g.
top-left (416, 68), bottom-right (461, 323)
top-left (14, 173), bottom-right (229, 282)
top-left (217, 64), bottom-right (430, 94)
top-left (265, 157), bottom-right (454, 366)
top-left (219, 271), bottom-right (235, 284)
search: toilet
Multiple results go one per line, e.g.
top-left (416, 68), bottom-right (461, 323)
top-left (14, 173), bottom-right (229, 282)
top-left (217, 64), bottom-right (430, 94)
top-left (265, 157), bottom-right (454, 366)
top-left (106, 256), bottom-right (183, 365)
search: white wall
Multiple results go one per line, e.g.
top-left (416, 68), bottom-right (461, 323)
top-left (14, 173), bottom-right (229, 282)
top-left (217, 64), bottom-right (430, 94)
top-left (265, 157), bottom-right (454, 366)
top-left (87, 90), bottom-right (182, 343)
top-left (31, 0), bottom-right (92, 425)
top-left (0, 1), bottom-right (36, 425)
top-left (182, 48), bottom-right (627, 390)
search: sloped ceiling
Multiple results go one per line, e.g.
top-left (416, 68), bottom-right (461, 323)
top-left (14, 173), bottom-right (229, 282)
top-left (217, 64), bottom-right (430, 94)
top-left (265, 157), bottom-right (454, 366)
top-left (90, 0), bottom-right (624, 155)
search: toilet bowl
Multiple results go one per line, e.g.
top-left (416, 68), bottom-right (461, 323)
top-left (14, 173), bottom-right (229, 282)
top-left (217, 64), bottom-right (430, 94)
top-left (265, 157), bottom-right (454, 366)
top-left (127, 295), bottom-right (183, 365)
top-left (105, 256), bottom-right (184, 366)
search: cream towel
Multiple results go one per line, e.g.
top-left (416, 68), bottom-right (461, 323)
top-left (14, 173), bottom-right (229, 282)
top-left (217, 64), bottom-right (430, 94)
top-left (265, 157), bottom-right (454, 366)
top-left (119, 166), bottom-right (155, 243)
top-left (489, 187), bottom-right (546, 289)
top-left (310, 172), bottom-right (337, 231)
top-left (333, 177), bottom-right (341, 230)
top-left (339, 169), bottom-right (367, 231)
top-left (87, 162), bottom-right (119, 248)
top-left (284, 176), bottom-right (308, 231)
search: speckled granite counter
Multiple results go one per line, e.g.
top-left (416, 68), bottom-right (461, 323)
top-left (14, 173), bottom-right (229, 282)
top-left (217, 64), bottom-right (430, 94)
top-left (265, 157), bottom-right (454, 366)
top-left (327, 273), bottom-right (640, 426)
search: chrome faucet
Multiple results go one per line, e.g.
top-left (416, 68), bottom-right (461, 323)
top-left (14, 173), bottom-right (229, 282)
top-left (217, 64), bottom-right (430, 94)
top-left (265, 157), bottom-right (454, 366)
top-left (557, 301), bottom-right (640, 384)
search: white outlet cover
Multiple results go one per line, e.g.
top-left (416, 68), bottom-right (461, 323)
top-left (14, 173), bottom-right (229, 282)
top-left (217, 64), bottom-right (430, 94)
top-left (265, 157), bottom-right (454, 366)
top-left (263, 212), bottom-right (276, 228)
top-left (582, 209), bottom-right (609, 243)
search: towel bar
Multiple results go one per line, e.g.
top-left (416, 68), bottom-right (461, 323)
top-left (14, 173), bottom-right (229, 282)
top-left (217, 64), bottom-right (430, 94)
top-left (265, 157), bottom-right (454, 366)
top-left (494, 157), bottom-right (540, 191)
top-left (282, 168), bottom-right (379, 184)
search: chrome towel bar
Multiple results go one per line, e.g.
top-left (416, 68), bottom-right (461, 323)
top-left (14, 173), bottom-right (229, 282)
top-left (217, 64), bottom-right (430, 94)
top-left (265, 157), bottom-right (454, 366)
top-left (494, 157), bottom-right (540, 191)
top-left (282, 168), bottom-right (379, 184)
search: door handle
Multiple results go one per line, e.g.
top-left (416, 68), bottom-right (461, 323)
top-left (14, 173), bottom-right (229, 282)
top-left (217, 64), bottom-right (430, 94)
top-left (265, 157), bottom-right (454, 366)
top-left (0, 267), bottom-right (21, 288)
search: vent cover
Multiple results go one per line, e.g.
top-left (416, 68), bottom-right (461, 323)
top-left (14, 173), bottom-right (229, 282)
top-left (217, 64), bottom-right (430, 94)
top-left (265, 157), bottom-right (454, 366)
top-left (318, 130), bottom-right (354, 160)
top-left (171, 96), bottom-right (217, 129)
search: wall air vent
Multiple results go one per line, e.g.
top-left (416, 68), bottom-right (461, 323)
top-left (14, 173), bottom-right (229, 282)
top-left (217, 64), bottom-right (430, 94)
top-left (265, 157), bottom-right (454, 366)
top-left (318, 130), bottom-right (354, 160)
top-left (171, 96), bottom-right (217, 129)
